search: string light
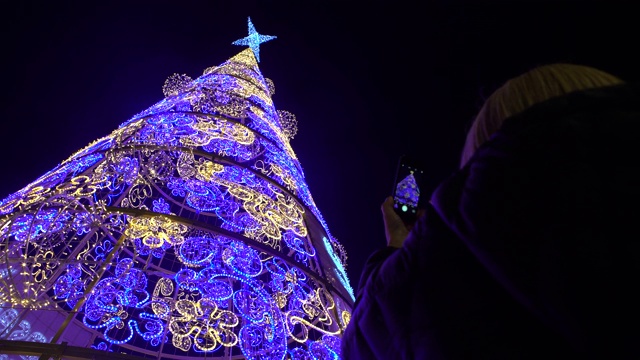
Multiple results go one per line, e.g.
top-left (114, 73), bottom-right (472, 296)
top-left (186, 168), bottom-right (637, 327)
top-left (232, 17), bottom-right (277, 63)
top-left (0, 37), bottom-right (352, 360)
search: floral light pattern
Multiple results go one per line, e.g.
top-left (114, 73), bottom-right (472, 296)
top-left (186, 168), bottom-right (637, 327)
top-left (0, 48), bottom-right (353, 359)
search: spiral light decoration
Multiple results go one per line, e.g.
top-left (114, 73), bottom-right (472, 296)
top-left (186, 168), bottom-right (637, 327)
top-left (0, 47), bottom-right (354, 360)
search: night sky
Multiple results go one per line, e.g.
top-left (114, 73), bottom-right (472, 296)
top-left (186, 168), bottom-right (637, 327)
top-left (1, 1), bottom-right (637, 293)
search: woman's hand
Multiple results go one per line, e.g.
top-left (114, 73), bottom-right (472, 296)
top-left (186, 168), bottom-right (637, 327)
top-left (381, 196), bottom-right (410, 248)
top-left (381, 196), bottom-right (426, 248)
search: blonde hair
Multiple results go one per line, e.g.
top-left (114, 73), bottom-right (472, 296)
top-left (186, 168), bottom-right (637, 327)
top-left (460, 63), bottom-right (624, 167)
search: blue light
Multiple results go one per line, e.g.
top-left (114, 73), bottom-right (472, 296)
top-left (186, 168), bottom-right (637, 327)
top-left (0, 36), bottom-right (353, 358)
top-left (232, 17), bottom-right (277, 62)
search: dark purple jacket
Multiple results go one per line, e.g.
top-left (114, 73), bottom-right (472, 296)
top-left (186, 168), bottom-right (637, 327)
top-left (341, 83), bottom-right (640, 359)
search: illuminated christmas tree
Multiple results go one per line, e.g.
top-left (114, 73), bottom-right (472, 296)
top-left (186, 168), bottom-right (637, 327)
top-left (0, 17), bottom-right (354, 360)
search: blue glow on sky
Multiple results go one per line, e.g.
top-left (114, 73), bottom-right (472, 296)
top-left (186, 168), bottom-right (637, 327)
top-left (232, 17), bottom-right (277, 62)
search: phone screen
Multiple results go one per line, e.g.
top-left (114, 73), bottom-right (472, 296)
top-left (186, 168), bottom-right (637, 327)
top-left (392, 156), bottom-right (424, 223)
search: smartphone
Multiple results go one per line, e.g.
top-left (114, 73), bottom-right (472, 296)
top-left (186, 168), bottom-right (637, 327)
top-left (391, 155), bottom-right (425, 223)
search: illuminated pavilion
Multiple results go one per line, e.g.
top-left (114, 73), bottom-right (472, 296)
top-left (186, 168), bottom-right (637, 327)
top-left (0, 18), bottom-right (354, 360)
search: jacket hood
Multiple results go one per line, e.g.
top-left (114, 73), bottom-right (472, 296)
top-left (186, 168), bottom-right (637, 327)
top-left (430, 82), bottom-right (640, 352)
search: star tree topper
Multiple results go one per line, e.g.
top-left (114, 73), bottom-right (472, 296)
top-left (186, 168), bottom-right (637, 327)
top-left (232, 17), bottom-right (277, 62)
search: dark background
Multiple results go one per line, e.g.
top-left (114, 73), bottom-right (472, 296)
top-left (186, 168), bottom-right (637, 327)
top-left (0, 0), bottom-right (636, 293)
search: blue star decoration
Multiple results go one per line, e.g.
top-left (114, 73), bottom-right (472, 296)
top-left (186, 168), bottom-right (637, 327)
top-left (232, 17), bottom-right (277, 63)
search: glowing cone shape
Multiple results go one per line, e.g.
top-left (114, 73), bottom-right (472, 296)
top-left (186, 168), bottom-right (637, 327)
top-left (0, 48), bottom-right (353, 360)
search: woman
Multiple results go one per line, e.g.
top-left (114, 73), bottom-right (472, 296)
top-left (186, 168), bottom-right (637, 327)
top-left (341, 64), bottom-right (638, 359)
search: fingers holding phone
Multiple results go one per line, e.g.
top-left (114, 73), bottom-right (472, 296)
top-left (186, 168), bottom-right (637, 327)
top-left (381, 196), bottom-right (408, 248)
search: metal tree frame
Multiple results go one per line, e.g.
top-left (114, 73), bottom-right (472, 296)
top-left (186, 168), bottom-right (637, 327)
top-left (0, 49), bottom-right (354, 360)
